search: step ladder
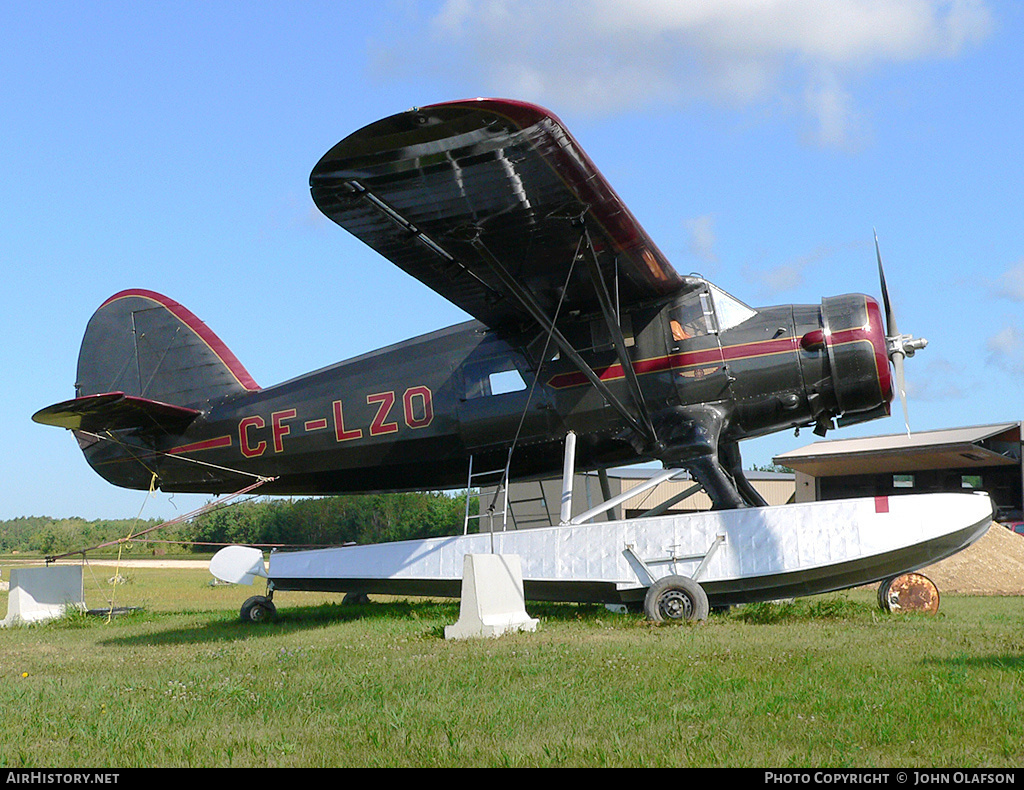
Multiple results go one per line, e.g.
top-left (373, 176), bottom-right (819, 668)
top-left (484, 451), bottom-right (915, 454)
top-left (506, 480), bottom-right (554, 529)
top-left (462, 454), bottom-right (558, 534)
top-left (463, 455), bottom-right (511, 535)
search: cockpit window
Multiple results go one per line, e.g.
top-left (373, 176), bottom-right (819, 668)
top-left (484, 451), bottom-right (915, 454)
top-left (708, 284), bottom-right (757, 331)
top-left (668, 292), bottom-right (713, 341)
top-left (668, 285), bottom-right (757, 343)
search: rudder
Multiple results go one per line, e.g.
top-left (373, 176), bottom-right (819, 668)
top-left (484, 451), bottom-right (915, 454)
top-left (76, 289), bottom-right (260, 408)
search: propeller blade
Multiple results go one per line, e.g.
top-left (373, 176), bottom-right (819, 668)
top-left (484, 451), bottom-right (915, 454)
top-left (891, 349), bottom-right (911, 438)
top-left (874, 229), bottom-right (924, 436)
top-left (874, 229), bottom-right (898, 337)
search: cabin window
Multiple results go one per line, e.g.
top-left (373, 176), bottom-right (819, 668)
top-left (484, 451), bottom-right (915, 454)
top-left (961, 474), bottom-right (983, 490)
top-left (893, 474), bottom-right (915, 489)
top-left (489, 369), bottom-right (527, 395)
top-left (464, 356), bottom-right (529, 399)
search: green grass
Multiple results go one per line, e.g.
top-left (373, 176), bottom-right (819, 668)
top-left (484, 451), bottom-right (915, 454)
top-left (2, 564), bottom-right (1024, 767)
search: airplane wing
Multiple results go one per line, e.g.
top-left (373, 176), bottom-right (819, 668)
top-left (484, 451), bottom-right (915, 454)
top-left (310, 98), bottom-right (691, 338)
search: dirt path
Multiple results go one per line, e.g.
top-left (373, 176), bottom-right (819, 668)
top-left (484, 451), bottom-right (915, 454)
top-left (2, 557), bottom-right (210, 570)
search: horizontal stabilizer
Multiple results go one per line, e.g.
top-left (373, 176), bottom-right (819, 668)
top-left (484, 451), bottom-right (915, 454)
top-left (32, 392), bottom-right (200, 435)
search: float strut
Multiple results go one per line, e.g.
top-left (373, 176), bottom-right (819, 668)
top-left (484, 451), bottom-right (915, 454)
top-left (560, 431), bottom-right (577, 525)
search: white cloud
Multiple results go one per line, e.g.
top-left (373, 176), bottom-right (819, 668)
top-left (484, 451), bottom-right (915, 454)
top-left (986, 324), bottom-right (1024, 373)
top-left (758, 260), bottom-right (809, 295)
top-left (803, 70), bottom-right (866, 150)
top-left (396, 0), bottom-right (993, 148)
top-left (905, 358), bottom-right (966, 402)
top-left (747, 241), bottom-right (860, 296)
top-left (685, 214), bottom-right (718, 266)
top-left (994, 259), bottom-right (1024, 302)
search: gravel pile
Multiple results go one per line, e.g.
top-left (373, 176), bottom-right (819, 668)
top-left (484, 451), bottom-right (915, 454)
top-left (919, 522), bottom-right (1024, 595)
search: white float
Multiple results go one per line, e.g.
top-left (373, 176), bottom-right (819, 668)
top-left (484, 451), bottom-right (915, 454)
top-left (211, 491), bottom-right (993, 617)
top-left (208, 544), bottom-right (268, 585)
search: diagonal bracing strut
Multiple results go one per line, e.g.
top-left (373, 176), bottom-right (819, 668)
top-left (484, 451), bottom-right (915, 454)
top-left (344, 179), bottom-right (658, 449)
top-left (466, 235), bottom-right (657, 449)
top-left (580, 225), bottom-right (659, 447)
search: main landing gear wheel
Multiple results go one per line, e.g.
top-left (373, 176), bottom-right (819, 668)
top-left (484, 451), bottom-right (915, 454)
top-left (643, 575), bottom-right (709, 623)
top-left (240, 595), bottom-right (277, 623)
top-left (877, 572), bottom-right (940, 614)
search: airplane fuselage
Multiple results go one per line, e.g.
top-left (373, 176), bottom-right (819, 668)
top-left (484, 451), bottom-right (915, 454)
top-left (77, 280), bottom-right (891, 505)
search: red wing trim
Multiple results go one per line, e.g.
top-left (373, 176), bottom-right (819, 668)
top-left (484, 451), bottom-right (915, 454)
top-left (100, 289), bottom-right (260, 392)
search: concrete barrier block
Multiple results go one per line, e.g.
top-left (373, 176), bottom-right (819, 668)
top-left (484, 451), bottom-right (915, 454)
top-left (2, 565), bottom-right (85, 626)
top-left (445, 554), bottom-right (538, 640)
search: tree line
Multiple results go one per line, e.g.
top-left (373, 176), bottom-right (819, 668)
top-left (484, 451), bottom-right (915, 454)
top-left (0, 491), bottom-right (476, 556)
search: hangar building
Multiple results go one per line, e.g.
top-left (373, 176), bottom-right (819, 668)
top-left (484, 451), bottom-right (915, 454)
top-left (773, 422), bottom-right (1023, 521)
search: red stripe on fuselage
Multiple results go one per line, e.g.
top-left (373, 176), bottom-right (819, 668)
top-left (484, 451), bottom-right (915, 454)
top-left (546, 337), bottom-right (801, 389)
top-left (546, 318), bottom-right (887, 393)
top-left (166, 435), bottom-right (233, 455)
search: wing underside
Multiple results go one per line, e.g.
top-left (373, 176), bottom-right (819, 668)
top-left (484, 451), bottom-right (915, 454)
top-left (310, 98), bottom-right (688, 338)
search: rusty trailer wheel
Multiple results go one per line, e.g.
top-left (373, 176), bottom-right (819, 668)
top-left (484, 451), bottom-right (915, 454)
top-left (877, 572), bottom-right (940, 614)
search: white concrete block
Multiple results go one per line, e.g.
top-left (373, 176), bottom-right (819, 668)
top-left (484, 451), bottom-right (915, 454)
top-left (2, 565), bottom-right (85, 626)
top-left (444, 554), bottom-right (539, 640)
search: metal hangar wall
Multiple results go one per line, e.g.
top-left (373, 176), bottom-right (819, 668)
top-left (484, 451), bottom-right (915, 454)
top-left (498, 467), bottom-right (795, 529)
top-left (773, 422), bottom-right (1023, 521)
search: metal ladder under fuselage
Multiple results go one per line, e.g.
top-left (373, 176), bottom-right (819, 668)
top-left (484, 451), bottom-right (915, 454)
top-left (463, 454), bottom-right (556, 534)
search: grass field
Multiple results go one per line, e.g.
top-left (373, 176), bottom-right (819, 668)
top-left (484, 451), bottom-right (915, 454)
top-left (1, 561), bottom-right (1023, 768)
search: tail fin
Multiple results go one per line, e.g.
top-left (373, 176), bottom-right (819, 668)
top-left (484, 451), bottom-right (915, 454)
top-left (33, 290), bottom-right (258, 491)
top-left (76, 289), bottom-right (259, 408)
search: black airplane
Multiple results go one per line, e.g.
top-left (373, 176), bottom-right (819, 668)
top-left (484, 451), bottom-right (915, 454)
top-left (34, 98), bottom-right (926, 512)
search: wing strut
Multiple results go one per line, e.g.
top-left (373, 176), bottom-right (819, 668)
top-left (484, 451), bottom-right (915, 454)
top-left (581, 225), bottom-right (659, 447)
top-left (343, 179), bottom-right (504, 301)
top-left (334, 176), bottom-right (660, 449)
top-left (464, 233), bottom-right (657, 449)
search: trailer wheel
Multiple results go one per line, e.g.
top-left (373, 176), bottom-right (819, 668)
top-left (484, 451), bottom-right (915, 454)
top-left (877, 572), bottom-right (940, 614)
top-left (644, 576), bottom-right (709, 623)
top-left (240, 595), bottom-right (276, 623)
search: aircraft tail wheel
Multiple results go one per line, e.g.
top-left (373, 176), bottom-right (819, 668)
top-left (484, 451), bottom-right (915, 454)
top-left (240, 595), bottom-right (277, 623)
top-left (643, 575), bottom-right (709, 623)
top-left (877, 572), bottom-right (940, 614)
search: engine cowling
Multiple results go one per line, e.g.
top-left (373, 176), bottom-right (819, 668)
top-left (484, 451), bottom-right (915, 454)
top-left (819, 293), bottom-right (893, 420)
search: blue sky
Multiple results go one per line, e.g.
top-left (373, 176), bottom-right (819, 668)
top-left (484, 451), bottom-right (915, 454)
top-left (2, 1), bottom-right (1022, 522)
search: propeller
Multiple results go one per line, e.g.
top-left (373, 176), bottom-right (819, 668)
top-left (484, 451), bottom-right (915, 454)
top-left (874, 230), bottom-right (928, 436)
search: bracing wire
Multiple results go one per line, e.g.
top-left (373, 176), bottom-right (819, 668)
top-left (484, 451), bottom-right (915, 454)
top-left (484, 232), bottom-right (586, 524)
